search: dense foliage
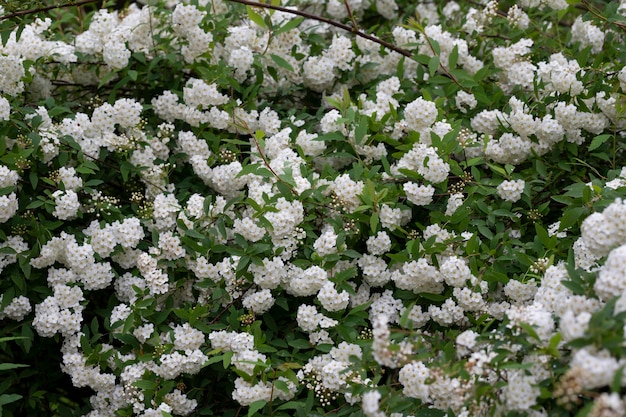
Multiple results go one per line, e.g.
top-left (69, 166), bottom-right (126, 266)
top-left (0, 0), bottom-right (625, 416)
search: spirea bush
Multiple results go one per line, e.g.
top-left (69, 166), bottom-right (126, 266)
top-left (0, 0), bottom-right (625, 415)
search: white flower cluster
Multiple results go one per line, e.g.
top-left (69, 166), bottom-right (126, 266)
top-left (297, 342), bottom-right (364, 404)
top-left (172, 4), bottom-right (213, 63)
top-left (0, 97), bottom-right (10, 121)
top-left (0, 294), bottom-right (31, 321)
top-left (581, 199), bottom-right (626, 258)
top-left (571, 16), bottom-right (605, 54)
top-left (472, 94), bottom-right (607, 164)
top-left (242, 288), bottom-right (275, 314)
top-left (210, 330), bottom-right (295, 404)
top-left (0, 56), bottom-right (26, 96)
top-left (297, 304), bottom-right (339, 344)
top-left (86, 217), bottom-right (144, 260)
top-left (366, 231), bottom-right (392, 255)
top-left (31, 232), bottom-right (116, 291)
top-left (313, 226), bottom-right (339, 256)
top-left (0, 235), bottom-right (28, 275)
top-left (519, 0), bottom-right (568, 11)
top-left (52, 190), bottom-right (80, 220)
top-left (393, 143), bottom-right (450, 184)
top-left (579, 200), bottom-right (626, 300)
top-left (0, 165), bottom-right (20, 223)
top-left (537, 52), bottom-right (584, 95)
top-left (496, 179), bottom-right (525, 202)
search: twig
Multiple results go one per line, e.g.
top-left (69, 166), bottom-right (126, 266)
top-left (233, 116), bottom-right (297, 195)
top-left (419, 27), bottom-right (467, 91)
top-left (226, 0), bottom-right (413, 58)
top-left (343, 0), bottom-right (359, 33)
top-left (0, 0), bottom-right (102, 21)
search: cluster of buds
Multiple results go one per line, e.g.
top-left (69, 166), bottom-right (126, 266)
top-left (343, 217), bottom-right (357, 234)
top-left (458, 127), bottom-right (478, 148)
top-left (554, 367), bottom-right (587, 410)
top-left (86, 190), bottom-right (120, 217)
top-left (219, 148), bottom-right (237, 164)
top-left (527, 208), bottom-right (542, 222)
top-left (239, 311), bottom-right (255, 326)
top-left (298, 368), bottom-right (339, 407)
top-left (449, 171), bottom-right (473, 195)
top-left (358, 327), bottom-right (373, 340)
top-left (530, 257), bottom-right (550, 274)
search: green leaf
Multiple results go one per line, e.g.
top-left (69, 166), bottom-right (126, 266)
top-left (428, 55), bottom-right (439, 77)
top-left (588, 134), bottom-right (611, 151)
top-left (287, 338), bottom-right (311, 349)
top-left (248, 400), bottom-right (266, 417)
top-left (98, 71), bottom-right (118, 88)
top-left (612, 365), bottom-right (625, 393)
top-left (0, 393), bottom-right (22, 406)
top-left (132, 379), bottom-right (158, 390)
top-left (465, 233), bottom-right (479, 255)
top-left (247, 6), bottom-right (267, 29)
top-left (448, 44), bottom-right (458, 69)
top-left (535, 223), bottom-right (556, 250)
top-left (273, 17), bottom-right (304, 35)
top-left (276, 401), bottom-right (306, 411)
top-left (0, 363), bottom-right (28, 371)
top-left (369, 212), bottom-right (379, 232)
top-left (354, 115), bottom-right (368, 145)
top-left (270, 54), bottom-right (294, 72)
top-left (574, 402), bottom-right (594, 417)
top-left (223, 350), bottom-right (233, 368)
top-left (560, 206), bottom-right (587, 230)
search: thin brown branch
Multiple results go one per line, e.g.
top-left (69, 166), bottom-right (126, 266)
top-left (580, 0), bottom-right (626, 31)
top-left (420, 28), bottom-right (467, 91)
top-left (0, 0), bottom-right (102, 22)
top-left (343, 0), bottom-right (359, 33)
top-left (226, 0), bottom-right (413, 58)
top-left (233, 116), bottom-right (297, 195)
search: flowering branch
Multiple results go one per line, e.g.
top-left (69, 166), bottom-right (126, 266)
top-left (225, 0), bottom-right (413, 58)
top-left (0, 0), bottom-right (102, 21)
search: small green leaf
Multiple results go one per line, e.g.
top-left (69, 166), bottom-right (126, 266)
top-left (448, 45), bottom-right (458, 69)
top-left (355, 115), bottom-right (368, 145)
top-left (132, 379), bottom-right (158, 390)
top-left (428, 55), bottom-right (439, 77)
top-left (270, 54), bottom-right (294, 72)
top-left (248, 400), bottom-right (266, 417)
top-left (369, 212), bottom-right (379, 232)
top-left (0, 363), bottom-right (28, 371)
top-left (223, 350), bottom-right (233, 368)
top-left (246, 6), bottom-right (267, 29)
top-left (588, 134), bottom-right (611, 151)
top-left (287, 338), bottom-right (311, 349)
top-left (0, 393), bottom-right (22, 406)
top-left (560, 206), bottom-right (587, 230)
top-left (273, 17), bottom-right (304, 35)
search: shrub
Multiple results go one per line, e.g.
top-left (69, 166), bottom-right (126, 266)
top-left (0, 0), bottom-right (625, 416)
